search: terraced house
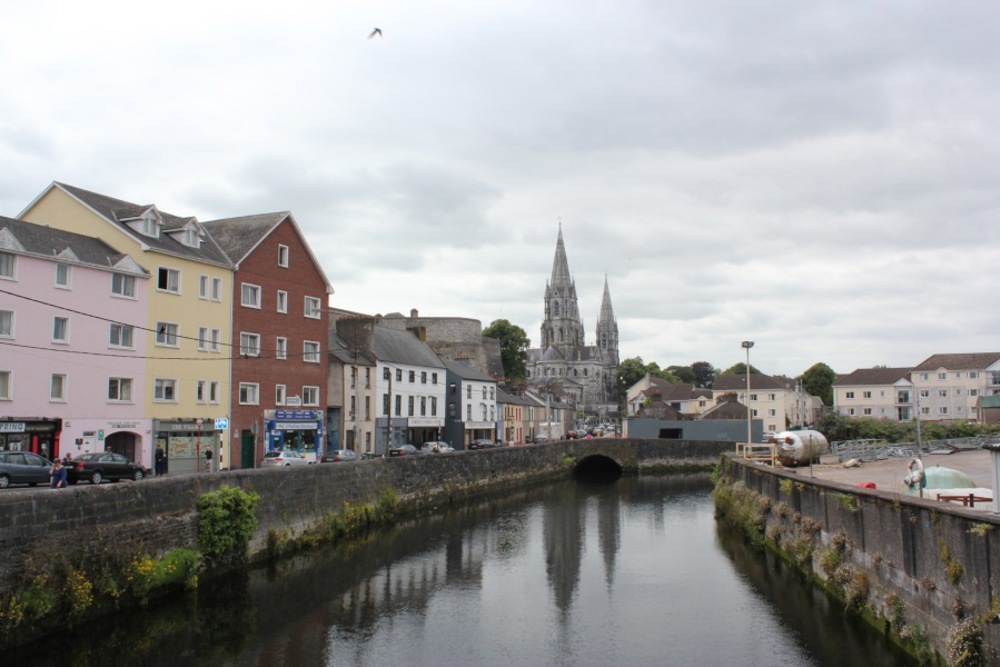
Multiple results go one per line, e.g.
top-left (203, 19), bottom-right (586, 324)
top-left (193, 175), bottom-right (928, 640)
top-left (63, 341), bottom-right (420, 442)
top-left (20, 183), bottom-right (233, 473)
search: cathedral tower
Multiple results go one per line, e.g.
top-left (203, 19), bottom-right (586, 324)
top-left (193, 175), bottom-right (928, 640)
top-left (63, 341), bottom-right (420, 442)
top-left (596, 275), bottom-right (619, 366)
top-left (541, 226), bottom-right (584, 356)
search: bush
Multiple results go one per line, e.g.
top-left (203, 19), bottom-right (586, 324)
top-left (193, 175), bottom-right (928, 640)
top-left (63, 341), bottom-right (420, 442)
top-left (197, 486), bottom-right (260, 565)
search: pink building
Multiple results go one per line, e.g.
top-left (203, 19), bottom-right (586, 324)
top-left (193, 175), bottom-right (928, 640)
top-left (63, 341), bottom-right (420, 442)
top-left (0, 216), bottom-right (150, 463)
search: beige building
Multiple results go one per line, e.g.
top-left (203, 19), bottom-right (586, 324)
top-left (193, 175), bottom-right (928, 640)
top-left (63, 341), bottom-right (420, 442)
top-left (712, 373), bottom-right (815, 433)
top-left (833, 368), bottom-right (913, 420)
top-left (909, 353), bottom-right (1000, 422)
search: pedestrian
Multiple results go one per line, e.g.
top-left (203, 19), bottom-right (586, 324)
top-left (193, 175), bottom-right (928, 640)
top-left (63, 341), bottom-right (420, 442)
top-left (50, 460), bottom-right (67, 489)
top-left (154, 446), bottom-right (166, 476)
top-left (62, 451), bottom-right (73, 466)
top-left (204, 448), bottom-right (213, 472)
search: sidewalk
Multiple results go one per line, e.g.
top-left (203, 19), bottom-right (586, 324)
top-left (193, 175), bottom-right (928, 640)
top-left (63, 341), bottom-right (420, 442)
top-left (779, 449), bottom-right (994, 497)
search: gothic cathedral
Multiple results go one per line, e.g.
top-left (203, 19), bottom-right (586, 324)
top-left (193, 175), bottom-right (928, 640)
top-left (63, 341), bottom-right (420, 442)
top-left (526, 227), bottom-right (620, 416)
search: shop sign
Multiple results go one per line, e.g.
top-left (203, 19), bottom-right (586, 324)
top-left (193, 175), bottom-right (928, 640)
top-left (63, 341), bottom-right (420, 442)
top-left (275, 410), bottom-right (321, 420)
top-left (408, 418), bottom-right (444, 427)
top-left (273, 421), bottom-right (319, 431)
top-left (0, 422), bottom-right (25, 433)
top-left (108, 421), bottom-right (141, 430)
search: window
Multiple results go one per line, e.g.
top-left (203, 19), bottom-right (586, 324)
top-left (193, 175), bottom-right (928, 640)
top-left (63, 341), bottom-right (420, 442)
top-left (0, 371), bottom-right (9, 399)
top-left (112, 273), bottom-right (136, 297)
top-left (394, 395), bottom-right (401, 416)
top-left (196, 380), bottom-right (207, 403)
top-left (50, 374), bottom-right (67, 401)
top-left (0, 310), bottom-right (12, 338)
top-left (304, 296), bottom-right (321, 319)
top-left (55, 263), bottom-right (71, 288)
top-left (198, 327), bottom-right (209, 351)
top-left (350, 367), bottom-right (357, 388)
top-left (277, 290), bottom-right (288, 314)
top-left (241, 283), bottom-right (261, 308)
top-left (276, 384), bottom-right (286, 405)
top-left (421, 371), bottom-right (427, 384)
top-left (109, 378), bottom-right (132, 402)
top-left (482, 386), bottom-right (487, 399)
top-left (276, 337), bottom-right (287, 360)
top-left (749, 394), bottom-right (758, 401)
top-left (211, 277), bottom-right (222, 301)
top-left (767, 409), bottom-right (776, 417)
top-left (920, 406), bottom-right (930, 415)
top-left (420, 396), bottom-right (427, 416)
top-left (481, 405), bottom-right (487, 420)
top-left (490, 387), bottom-right (495, 399)
top-left (278, 244), bottom-right (289, 267)
top-left (863, 408), bottom-right (872, 416)
top-left (239, 383), bottom-right (259, 405)
top-left (240, 333), bottom-right (261, 357)
top-left (845, 391), bottom-right (855, 399)
top-left (209, 381), bottom-right (220, 403)
top-left (156, 322), bottom-right (179, 347)
top-left (919, 389), bottom-right (930, 398)
top-left (408, 396), bottom-right (414, 416)
top-left (154, 378), bottom-right (177, 401)
top-left (158, 267), bottom-right (180, 293)
top-left (0, 252), bottom-right (14, 279)
top-left (303, 386), bottom-right (319, 406)
top-left (199, 275), bottom-right (209, 299)
top-left (365, 368), bottom-right (371, 388)
top-left (409, 371), bottom-right (415, 383)
top-left (53, 317), bottom-right (69, 343)
top-left (432, 372), bottom-right (438, 384)
top-left (939, 389), bottom-right (948, 397)
top-left (396, 369), bottom-right (402, 382)
top-left (431, 397), bottom-right (437, 416)
top-left (211, 329), bottom-right (221, 352)
top-left (365, 396), bottom-right (371, 419)
top-left (303, 341), bottom-right (320, 363)
top-left (970, 371), bottom-right (979, 379)
top-left (110, 323), bottom-right (134, 348)
top-left (862, 391), bottom-right (872, 399)
top-left (467, 385), bottom-right (472, 399)
top-left (939, 407), bottom-right (949, 415)
top-left (467, 404), bottom-right (472, 421)
top-left (938, 372), bottom-right (947, 380)
top-left (971, 389), bottom-right (979, 397)
top-left (383, 367), bottom-right (391, 380)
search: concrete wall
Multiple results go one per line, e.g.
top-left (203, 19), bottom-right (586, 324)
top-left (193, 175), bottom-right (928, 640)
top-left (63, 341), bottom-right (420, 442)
top-left (0, 439), bottom-right (731, 590)
top-left (724, 455), bottom-right (1000, 662)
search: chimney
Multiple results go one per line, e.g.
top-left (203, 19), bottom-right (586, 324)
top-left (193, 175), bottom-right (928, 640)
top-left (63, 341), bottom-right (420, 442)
top-left (410, 308), bottom-right (419, 318)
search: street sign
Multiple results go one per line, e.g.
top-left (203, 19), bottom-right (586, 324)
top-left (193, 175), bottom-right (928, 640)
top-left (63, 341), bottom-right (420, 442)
top-left (215, 418), bottom-right (229, 430)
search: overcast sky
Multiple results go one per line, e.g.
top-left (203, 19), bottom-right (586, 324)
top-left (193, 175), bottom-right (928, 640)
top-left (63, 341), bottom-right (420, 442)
top-left (3, 0), bottom-right (999, 379)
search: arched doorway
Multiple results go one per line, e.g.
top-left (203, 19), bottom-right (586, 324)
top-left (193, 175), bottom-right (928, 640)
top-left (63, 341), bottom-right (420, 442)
top-left (105, 431), bottom-right (138, 461)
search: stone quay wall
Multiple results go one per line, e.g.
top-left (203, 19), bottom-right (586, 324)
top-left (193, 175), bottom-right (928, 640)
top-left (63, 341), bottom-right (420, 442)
top-left (0, 439), bottom-right (730, 590)
top-left (723, 454), bottom-right (1000, 663)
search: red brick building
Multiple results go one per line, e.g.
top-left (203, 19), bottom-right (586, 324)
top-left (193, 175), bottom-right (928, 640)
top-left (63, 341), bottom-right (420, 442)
top-left (202, 213), bottom-right (332, 468)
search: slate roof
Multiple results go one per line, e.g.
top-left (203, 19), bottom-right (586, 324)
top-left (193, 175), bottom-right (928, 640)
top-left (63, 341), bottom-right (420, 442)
top-left (200, 212), bottom-right (287, 265)
top-left (45, 183), bottom-right (232, 268)
top-left (699, 397), bottom-right (749, 420)
top-left (637, 400), bottom-right (686, 420)
top-left (442, 359), bottom-right (495, 382)
top-left (0, 215), bottom-right (147, 275)
top-left (328, 331), bottom-right (375, 366)
top-left (912, 353), bottom-right (1000, 372)
top-left (373, 327), bottom-right (445, 368)
top-left (834, 367), bottom-right (913, 386)
top-left (712, 373), bottom-right (784, 391)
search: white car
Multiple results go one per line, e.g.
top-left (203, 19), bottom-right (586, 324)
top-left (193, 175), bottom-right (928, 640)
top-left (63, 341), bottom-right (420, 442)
top-left (261, 450), bottom-right (313, 467)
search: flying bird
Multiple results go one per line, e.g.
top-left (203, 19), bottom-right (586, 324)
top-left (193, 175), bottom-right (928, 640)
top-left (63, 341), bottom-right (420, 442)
top-left (368, 27), bottom-right (382, 39)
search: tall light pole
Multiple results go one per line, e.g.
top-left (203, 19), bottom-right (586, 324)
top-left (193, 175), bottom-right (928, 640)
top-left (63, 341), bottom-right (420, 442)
top-left (741, 341), bottom-right (754, 447)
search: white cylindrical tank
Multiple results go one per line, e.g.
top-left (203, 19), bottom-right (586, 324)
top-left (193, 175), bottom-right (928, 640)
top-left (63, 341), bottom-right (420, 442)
top-left (774, 430), bottom-right (829, 466)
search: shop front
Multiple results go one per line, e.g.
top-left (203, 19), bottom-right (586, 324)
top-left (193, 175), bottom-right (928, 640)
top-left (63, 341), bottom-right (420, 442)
top-left (264, 409), bottom-right (323, 462)
top-left (0, 418), bottom-right (62, 459)
top-left (60, 418), bottom-right (151, 468)
top-left (153, 418), bottom-right (221, 475)
top-left (407, 417), bottom-right (446, 448)
top-left (462, 420), bottom-right (497, 447)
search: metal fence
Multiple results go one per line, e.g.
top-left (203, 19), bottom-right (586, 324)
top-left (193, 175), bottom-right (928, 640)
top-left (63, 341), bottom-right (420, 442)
top-left (830, 436), bottom-right (1000, 462)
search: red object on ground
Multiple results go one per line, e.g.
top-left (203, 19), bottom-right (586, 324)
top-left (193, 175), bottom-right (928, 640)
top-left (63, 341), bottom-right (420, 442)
top-left (859, 482), bottom-right (876, 489)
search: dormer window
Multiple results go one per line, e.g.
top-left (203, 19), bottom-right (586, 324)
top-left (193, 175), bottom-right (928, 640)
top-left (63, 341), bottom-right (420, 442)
top-left (182, 227), bottom-right (200, 248)
top-left (140, 213), bottom-right (159, 238)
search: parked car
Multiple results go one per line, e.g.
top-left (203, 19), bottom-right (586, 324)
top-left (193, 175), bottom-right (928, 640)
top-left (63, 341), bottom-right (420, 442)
top-left (421, 441), bottom-right (454, 453)
top-left (468, 439), bottom-right (500, 450)
top-left (321, 449), bottom-right (358, 463)
top-left (261, 450), bottom-right (313, 467)
top-left (0, 451), bottom-right (54, 488)
top-left (388, 444), bottom-right (420, 457)
top-left (67, 452), bottom-right (147, 484)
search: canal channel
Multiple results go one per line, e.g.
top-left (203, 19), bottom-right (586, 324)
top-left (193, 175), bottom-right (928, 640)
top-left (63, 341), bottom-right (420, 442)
top-left (10, 475), bottom-right (913, 666)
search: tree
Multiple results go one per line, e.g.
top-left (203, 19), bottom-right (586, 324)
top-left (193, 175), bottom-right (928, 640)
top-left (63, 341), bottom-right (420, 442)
top-left (718, 362), bottom-right (761, 376)
top-left (691, 361), bottom-right (716, 388)
top-left (800, 362), bottom-right (836, 406)
top-left (616, 357), bottom-right (650, 397)
top-left (483, 319), bottom-right (530, 381)
top-left (666, 365), bottom-right (696, 384)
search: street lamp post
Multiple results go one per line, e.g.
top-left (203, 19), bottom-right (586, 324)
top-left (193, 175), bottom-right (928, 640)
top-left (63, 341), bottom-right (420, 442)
top-left (741, 341), bottom-right (754, 448)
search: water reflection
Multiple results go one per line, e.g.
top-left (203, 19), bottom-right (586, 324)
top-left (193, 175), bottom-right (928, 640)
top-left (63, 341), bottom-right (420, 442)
top-left (9, 476), bottom-right (915, 667)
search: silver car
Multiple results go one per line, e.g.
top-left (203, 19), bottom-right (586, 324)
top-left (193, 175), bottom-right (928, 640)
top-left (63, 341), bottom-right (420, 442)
top-left (261, 450), bottom-right (313, 467)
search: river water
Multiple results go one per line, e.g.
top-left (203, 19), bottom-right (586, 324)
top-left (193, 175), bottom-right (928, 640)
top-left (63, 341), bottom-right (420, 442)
top-left (13, 475), bottom-right (913, 666)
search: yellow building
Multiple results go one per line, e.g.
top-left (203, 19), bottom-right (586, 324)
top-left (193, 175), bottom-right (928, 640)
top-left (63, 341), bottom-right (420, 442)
top-left (20, 183), bottom-right (234, 473)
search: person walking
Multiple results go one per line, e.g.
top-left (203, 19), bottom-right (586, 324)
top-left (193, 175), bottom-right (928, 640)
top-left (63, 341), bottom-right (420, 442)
top-left (155, 446), bottom-right (166, 476)
top-left (50, 460), bottom-right (68, 489)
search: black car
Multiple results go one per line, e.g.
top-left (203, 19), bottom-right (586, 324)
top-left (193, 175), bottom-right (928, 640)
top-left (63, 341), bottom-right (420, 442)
top-left (0, 451), bottom-right (54, 488)
top-left (387, 444), bottom-right (420, 457)
top-left (67, 452), bottom-right (147, 484)
top-left (468, 439), bottom-right (501, 450)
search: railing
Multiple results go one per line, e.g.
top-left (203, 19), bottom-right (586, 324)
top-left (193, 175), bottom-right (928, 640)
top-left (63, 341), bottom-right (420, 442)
top-left (737, 441), bottom-right (776, 466)
top-left (831, 435), bottom-right (1000, 462)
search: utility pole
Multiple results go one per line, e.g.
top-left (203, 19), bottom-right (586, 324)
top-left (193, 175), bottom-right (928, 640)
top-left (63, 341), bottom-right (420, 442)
top-left (386, 367), bottom-right (393, 452)
top-left (353, 348), bottom-right (361, 451)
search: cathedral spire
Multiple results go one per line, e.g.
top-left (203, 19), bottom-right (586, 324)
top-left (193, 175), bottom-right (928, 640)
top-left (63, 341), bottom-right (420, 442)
top-left (550, 224), bottom-right (573, 288)
top-left (596, 274), bottom-right (619, 365)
